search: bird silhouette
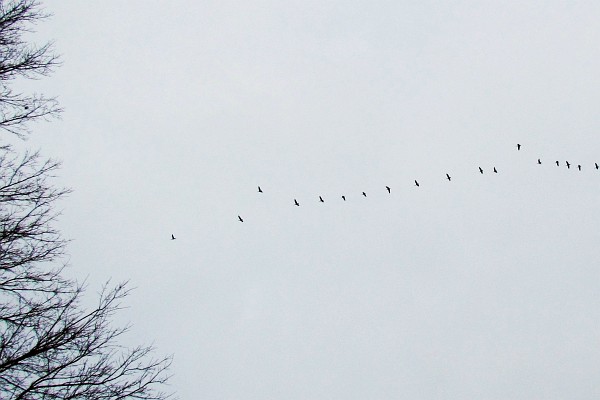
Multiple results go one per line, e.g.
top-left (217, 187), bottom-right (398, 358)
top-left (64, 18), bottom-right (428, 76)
top-left (342, 195), bottom-right (346, 201)
top-left (556, 161), bottom-right (560, 166)
top-left (258, 186), bottom-right (263, 193)
top-left (538, 159), bottom-right (542, 164)
top-left (414, 180), bottom-right (420, 187)
top-left (596, 163), bottom-right (599, 170)
top-left (171, 234), bottom-right (176, 240)
top-left (294, 199), bottom-right (300, 206)
top-left (517, 143), bottom-right (521, 150)
top-left (578, 165), bottom-right (582, 171)
top-left (479, 167), bottom-right (483, 174)
top-left (319, 196), bottom-right (324, 203)
top-left (566, 161), bottom-right (571, 169)
top-left (386, 186), bottom-right (391, 193)
top-left (493, 167), bottom-right (498, 173)
top-left (362, 192), bottom-right (367, 197)
top-left (446, 173), bottom-right (451, 181)
top-left (238, 215), bottom-right (244, 222)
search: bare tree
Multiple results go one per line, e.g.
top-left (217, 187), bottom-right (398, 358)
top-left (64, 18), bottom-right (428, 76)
top-left (0, 0), bottom-right (61, 138)
top-left (0, 1), bottom-right (174, 399)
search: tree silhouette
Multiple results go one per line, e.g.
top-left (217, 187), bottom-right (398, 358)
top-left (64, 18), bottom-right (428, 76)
top-left (0, 0), bottom-right (61, 138)
top-left (0, 2), bottom-right (173, 399)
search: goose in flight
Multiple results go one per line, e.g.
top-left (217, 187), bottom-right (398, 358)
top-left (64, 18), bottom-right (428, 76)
top-left (294, 199), bottom-right (300, 206)
top-left (362, 192), bottom-right (367, 197)
top-left (566, 161), bottom-right (571, 169)
top-left (596, 163), bottom-right (599, 170)
top-left (319, 196), bottom-right (324, 203)
top-left (386, 186), bottom-right (391, 193)
top-left (538, 159), bottom-right (542, 164)
top-left (171, 234), bottom-right (176, 240)
top-left (238, 215), bottom-right (244, 222)
top-left (414, 180), bottom-right (420, 187)
top-left (517, 143), bottom-right (521, 150)
top-left (342, 195), bottom-right (346, 201)
top-left (446, 173), bottom-right (451, 181)
top-left (479, 167), bottom-right (484, 174)
top-left (556, 161), bottom-right (560, 166)
top-left (578, 165), bottom-right (582, 171)
top-left (493, 167), bottom-right (498, 173)
top-left (258, 186), bottom-right (263, 193)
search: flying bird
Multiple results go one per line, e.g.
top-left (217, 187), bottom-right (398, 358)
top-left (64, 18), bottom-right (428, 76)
top-left (342, 195), bottom-right (346, 201)
top-left (171, 234), bottom-right (176, 240)
top-left (386, 186), bottom-right (391, 193)
top-left (258, 186), bottom-right (263, 193)
top-left (493, 167), bottom-right (498, 173)
top-left (566, 161), bottom-right (571, 169)
top-left (517, 143), bottom-right (521, 150)
top-left (556, 161), bottom-right (560, 166)
top-left (596, 162), bottom-right (599, 170)
top-left (414, 180), bottom-right (420, 187)
top-left (479, 167), bottom-right (484, 174)
top-left (538, 159), bottom-right (542, 164)
top-left (238, 215), bottom-right (244, 222)
top-left (362, 192), bottom-right (367, 197)
top-left (294, 199), bottom-right (300, 206)
top-left (578, 165), bottom-right (582, 171)
top-left (319, 196), bottom-right (324, 203)
top-left (446, 173), bottom-right (451, 181)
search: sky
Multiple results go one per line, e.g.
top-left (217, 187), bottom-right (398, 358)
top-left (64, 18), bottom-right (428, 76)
top-left (16, 1), bottom-right (600, 398)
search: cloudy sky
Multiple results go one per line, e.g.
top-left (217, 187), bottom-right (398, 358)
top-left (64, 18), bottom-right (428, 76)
top-left (20, 1), bottom-right (600, 398)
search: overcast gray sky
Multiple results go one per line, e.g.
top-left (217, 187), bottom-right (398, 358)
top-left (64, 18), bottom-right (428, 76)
top-left (21, 1), bottom-right (600, 398)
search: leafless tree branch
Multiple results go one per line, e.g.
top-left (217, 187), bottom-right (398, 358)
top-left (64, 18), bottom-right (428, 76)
top-left (0, 2), bottom-right (175, 399)
top-left (0, 0), bottom-right (61, 139)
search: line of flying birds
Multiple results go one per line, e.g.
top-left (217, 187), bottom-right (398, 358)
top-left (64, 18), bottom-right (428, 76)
top-left (169, 143), bottom-right (600, 236)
